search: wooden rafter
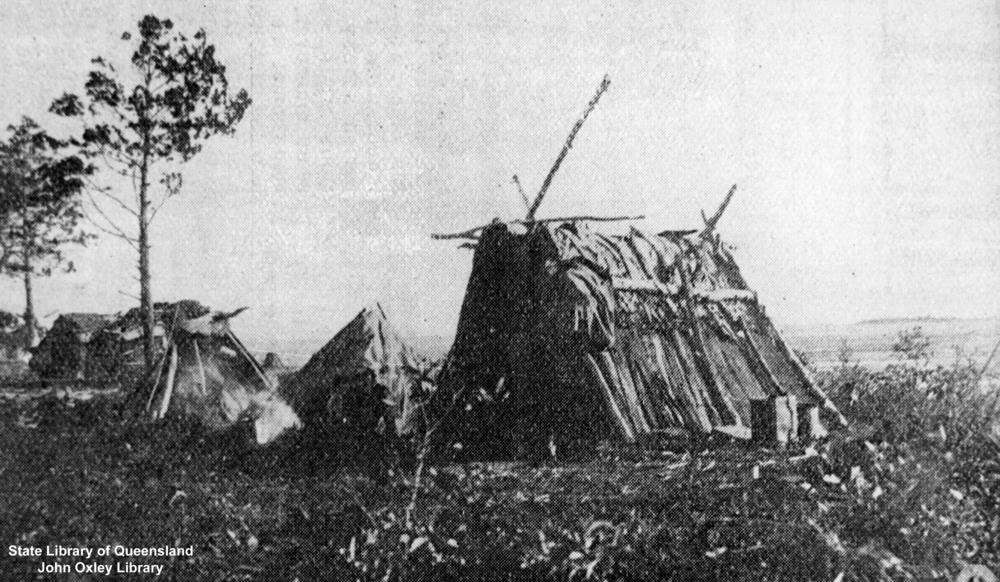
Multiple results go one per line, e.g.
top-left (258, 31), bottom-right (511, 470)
top-left (432, 214), bottom-right (644, 241)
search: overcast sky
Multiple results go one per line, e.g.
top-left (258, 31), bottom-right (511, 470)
top-left (0, 0), bottom-right (998, 352)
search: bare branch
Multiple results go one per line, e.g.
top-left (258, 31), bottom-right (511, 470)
top-left (130, 168), bottom-right (141, 208)
top-left (95, 150), bottom-right (132, 178)
top-left (148, 172), bottom-right (182, 224)
top-left (84, 191), bottom-right (138, 250)
top-left (148, 189), bottom-right (172, 224)
top-left (87, 217), bottom-right (138, 250)
top-left (91, 183), bottom-right (139, 218)
top-left (117, 289), bottom-right (140, 301)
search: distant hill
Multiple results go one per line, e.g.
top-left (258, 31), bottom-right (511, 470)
top-left (785, 316), bottom-right (1000, 370)
top-left (856, 316), bottom-right (964, 325)
top-left (252, 318), bottom-right (1000, 374)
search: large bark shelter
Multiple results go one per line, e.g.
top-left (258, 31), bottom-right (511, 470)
top-left (442, 219), bottom-right (843, 451)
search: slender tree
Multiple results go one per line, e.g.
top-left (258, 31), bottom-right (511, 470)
top-left (51, 15), bottom-right (251, 372)
top-left (0, 117), bottom-right (93, 348)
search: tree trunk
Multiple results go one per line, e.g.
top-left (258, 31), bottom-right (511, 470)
top-left (22, 267), bottom-right (35, 349)
top-left (24, 269), bottom-right (36, 350)
top-left (138, 139), bottom-right (154, 374)
top-left (19, 190), bottom-right (35, 350)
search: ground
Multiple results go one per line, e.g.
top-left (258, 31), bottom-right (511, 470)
top-left (1, 357), bottom-right (998, 581)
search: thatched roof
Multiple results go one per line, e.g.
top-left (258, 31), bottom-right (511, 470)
top-left (54, 313), bottom-right (115, 339)
top-left (101, 300), bottom-right (210, 339)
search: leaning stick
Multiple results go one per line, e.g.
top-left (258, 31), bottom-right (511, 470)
top-left (975, 334), bottom-right (1000, 386)
top-left (431, 214), bottom-right (644, 240)
top-left (512, 175), bottom-right (530, 212)
top-left (526, 75), bottom-right (611, 220)
top-left (155, 344), bottom-right (178, 420)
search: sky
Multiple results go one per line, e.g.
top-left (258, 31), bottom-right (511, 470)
top-left (0, 0), bottom-right (998, 356)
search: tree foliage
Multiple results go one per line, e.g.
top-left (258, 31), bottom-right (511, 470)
top-left (0, 117), bottom-right (93, 347)
top-left (51, 16), bottom-right (251, 170)
top-left (0, 117), bottom-right (93, 278)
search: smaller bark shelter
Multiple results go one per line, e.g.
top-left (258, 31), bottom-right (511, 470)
top-left (282, 304), bottom-right (434, 440)
top-left (442, 219), bottom-right (844, 451)
top-left (88, 300), bottom-right (208, 384)
top-left (143, 309), bottom-right (301, 444)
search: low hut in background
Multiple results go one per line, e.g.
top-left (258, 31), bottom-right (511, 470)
top-left (29, 313), bottom-right (114, 381)
top-left (262, 352), bottom-right (286, 370)
top-left (28, 300), bottom-right (233, 387)
top-left (142, 308), bottom-right (300, 445)
top-left (282, 304), bottom-right (435, 442)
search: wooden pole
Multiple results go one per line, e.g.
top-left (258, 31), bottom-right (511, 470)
top-left (155, 343), bottom-right (178, 420)
top-left (227, 329), bottom-right (274, 391)
top-left (193, 338), bottom-right (207, 396)
top-left (143, 345), bottom-right (169, 413)
top-left (585, 353), bottom-right (635, 441)
top-left (526, 75), bottom-right (611, 221)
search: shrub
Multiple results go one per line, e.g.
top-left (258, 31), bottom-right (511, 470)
top-left (819, 356), bottom-right (1000, 572)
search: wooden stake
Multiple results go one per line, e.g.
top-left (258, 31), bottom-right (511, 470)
top-left (193, 338), bottom-right (207, 396)
top-left (767, 316), bottom-right (849, 427)
top-left (156, 344), bottom-right (178, 420)
top-left (143, 346), bottom-right (169, 413)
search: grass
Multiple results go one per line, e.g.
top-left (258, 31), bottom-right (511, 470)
top-left (1, 337), bottom-right (999, 580)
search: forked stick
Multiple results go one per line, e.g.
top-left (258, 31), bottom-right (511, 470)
top-left (700, 184), bottom-right (738, 238)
